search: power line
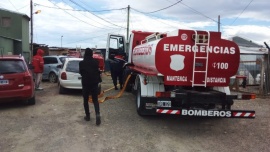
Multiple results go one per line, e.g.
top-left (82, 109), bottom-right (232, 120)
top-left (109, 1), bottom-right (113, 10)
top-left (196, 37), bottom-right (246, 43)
top-left (132, 0), bottom-right (182, 14)
top-left (179, 2), bottom-right (218, 23)
top-left (7, 0), bottom-right (18, 11)
top-left (131, 8), bottom-right (179, 29)
top-left (230, 0), bottom-right (254, 25)
top-left (132, 0), bottom-right (218, 24)
top-left (68, 0), bottom-right (126, 29)
top-left (47, 0), bottom-right (112, 30)
top-left (17, 4), bottom-right (28, 11)
top-left (64, 30), bottom-right (120, 45)
top-left (61, 0), bottom-right (117, 29)
top-left (34, 3), bottom-right (125, 12)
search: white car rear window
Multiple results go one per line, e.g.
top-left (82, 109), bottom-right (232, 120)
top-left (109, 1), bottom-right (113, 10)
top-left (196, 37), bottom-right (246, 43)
top-left (66, 60), bottom-right (80, 73)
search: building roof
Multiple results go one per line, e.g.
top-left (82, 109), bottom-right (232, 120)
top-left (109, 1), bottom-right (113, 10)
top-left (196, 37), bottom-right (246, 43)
top-left (232, 36), bottom-right (263, 48)
top-left (239, 46), bottom-right (268, 55)
top-left (0, 35), bottom-right (21, 41)
top-left (0, 8), bottom-right (30, 21)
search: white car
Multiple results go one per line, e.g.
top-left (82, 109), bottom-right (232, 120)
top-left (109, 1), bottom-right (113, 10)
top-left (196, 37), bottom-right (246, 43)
top-left (58, 58), bottom-right (101, 94)
top-left (255, 73), bottom-right (265, 84)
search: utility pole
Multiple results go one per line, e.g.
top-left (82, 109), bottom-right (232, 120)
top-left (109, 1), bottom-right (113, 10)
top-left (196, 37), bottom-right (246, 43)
top-left (30, 0), bottom-right (33, 61)
top-left (61, 36), bottom-right (63, 48)
top-left (218, 15), bottom-right (220, 32)
top-left (127, 5), bottom-right (130, 42)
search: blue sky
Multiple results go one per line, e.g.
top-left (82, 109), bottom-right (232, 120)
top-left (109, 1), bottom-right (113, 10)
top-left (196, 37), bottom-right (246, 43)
top-left (0, 0), bottom-right (269, 48)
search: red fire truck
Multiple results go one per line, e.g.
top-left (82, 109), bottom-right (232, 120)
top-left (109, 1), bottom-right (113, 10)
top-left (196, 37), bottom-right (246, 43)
top-left (106, 29), bottom-right (255, 118)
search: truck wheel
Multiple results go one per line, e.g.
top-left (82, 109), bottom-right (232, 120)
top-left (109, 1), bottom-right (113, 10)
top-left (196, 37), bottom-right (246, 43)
top-left (49, 72), bottom-right (58, 83)
top-left (136, 80), bottom-right (145, 116)
top-left (123, 68), bottom-right (132, 92)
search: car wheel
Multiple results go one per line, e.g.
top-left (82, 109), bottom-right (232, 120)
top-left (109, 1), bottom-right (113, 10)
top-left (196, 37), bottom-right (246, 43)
top-left (27, 95), bottom-right (36, 105)
top-left (49, 72), bottom-right (58, 83)
top-left (59, 85), bottom-right (66, 94)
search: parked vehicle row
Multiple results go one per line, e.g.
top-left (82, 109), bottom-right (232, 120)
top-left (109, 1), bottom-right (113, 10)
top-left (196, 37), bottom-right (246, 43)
top-left (0, 54), bottom-right (103, 105)
top-left (43, 52), bottom-right (104, 83)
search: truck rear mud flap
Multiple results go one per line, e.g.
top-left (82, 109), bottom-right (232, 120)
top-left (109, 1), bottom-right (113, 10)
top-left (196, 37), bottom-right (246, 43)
top-left (156, 108), bottom-right (255, 118)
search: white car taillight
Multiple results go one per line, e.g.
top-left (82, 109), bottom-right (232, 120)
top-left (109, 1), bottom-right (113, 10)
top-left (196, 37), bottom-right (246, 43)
top-left (61, 72), bottom-right (67, 80)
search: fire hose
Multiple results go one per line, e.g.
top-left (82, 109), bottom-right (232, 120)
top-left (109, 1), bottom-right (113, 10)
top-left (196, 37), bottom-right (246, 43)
top-left (88, 74), bottom-right (131, 103)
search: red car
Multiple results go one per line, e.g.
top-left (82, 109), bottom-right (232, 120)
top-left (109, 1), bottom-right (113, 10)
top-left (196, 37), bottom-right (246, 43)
top-left (0, 55), bottom-right (35, 105)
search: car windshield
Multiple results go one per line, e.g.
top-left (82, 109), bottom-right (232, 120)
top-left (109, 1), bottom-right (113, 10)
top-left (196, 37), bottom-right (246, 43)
top-left (66, 60), bottom-right (80, 73)
top-left (0, 60), bottom-right (26, 74)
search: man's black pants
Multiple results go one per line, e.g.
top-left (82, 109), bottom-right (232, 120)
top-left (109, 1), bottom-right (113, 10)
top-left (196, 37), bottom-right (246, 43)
top-left (112, 71), bottom-right (123, 87)
top-left (82, 83), bottom-right (100, 116)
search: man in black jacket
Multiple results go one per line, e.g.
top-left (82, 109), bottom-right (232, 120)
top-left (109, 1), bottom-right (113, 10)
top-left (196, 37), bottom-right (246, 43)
top-left (110, 55), bottom-right (125, 90)
top-left (79, 48), bottom-right (101, 125)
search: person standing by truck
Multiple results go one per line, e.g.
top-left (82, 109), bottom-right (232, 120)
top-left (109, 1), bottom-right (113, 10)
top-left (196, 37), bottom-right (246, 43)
top-left (110, 55), bottom-right (125, 90)
top-left (32, 48), bottom-right (44, 90)
top-left (79, 48), bottom-right (101, 126)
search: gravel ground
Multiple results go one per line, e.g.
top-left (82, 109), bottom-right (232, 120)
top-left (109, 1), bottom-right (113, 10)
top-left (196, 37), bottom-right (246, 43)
top-left (0, 73), bottom-right (269, 152)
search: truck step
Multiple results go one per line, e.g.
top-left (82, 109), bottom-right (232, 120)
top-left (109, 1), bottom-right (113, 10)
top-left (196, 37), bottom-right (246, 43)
top-left (192, 84), bottom-right (206, 86)
top-left (195, 57), bottom-right (208, 59)
top-left (194, 70), bottom-right (207, 73)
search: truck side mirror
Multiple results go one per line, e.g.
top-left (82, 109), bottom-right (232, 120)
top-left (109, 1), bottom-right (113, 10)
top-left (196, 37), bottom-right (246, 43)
top-left (119, 38), bottom-right (123, 44)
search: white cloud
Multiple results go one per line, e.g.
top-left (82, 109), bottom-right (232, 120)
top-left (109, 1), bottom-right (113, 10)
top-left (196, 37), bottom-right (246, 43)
top-left (223, 25), bottom-right (270, 45)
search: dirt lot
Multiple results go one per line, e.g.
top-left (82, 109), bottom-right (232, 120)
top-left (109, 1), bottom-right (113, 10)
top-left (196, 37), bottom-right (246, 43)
top-left (0, 74), bottom-right (270, 152)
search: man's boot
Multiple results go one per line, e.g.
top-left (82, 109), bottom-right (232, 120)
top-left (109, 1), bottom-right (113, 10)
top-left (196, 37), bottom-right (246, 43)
top-left (84, 115), bottom-right (90, 121)
top-left (114, 85), bottom-right (118, 90)
top-left (96, 113), bottom-right (101, 125)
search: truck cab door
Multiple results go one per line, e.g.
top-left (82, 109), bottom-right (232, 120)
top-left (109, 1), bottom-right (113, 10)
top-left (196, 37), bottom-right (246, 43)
top-left (105, 34), bottom-right (126, 60)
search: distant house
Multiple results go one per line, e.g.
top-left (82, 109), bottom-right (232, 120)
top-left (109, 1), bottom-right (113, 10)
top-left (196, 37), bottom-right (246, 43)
top-left (0, 8), bottom-right (30, 62)
top-left (231, 36), bottom-right (268, 85)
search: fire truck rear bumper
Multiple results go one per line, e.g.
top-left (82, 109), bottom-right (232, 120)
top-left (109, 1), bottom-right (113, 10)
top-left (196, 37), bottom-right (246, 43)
top-left (156, 108), bottom-right (255, 118)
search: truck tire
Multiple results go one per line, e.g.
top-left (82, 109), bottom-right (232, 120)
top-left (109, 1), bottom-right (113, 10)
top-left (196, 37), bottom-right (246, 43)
top-left (136, 80), bottom-right (143, 115)
top-left (136, 79), bottom-right (149, 116)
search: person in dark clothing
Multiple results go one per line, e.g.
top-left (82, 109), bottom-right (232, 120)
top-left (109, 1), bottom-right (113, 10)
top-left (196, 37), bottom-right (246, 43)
top-left (110, 55), bottom-right (125, 90)
top-left (79, 48), bottom-right (101, 125)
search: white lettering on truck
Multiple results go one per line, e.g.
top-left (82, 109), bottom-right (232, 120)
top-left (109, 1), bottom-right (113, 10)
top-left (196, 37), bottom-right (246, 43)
top-left (164, 44), bottom-right (236, 54)
top-left (166, 76), bottom-right (187, 82)
top-left (207, 77), bottom-right (226, 83)
top-left (182, 109), bottom-right (231, 117)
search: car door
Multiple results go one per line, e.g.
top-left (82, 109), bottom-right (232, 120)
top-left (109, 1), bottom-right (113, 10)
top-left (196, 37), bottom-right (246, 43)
top-left (43, 57), bottom-right (51, 79)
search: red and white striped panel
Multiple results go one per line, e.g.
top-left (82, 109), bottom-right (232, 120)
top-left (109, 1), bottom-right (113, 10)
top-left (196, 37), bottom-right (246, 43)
top-left (156, 109), bottom-right (180, 114)
top-left (233, 112), bottom-right (255, 118)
